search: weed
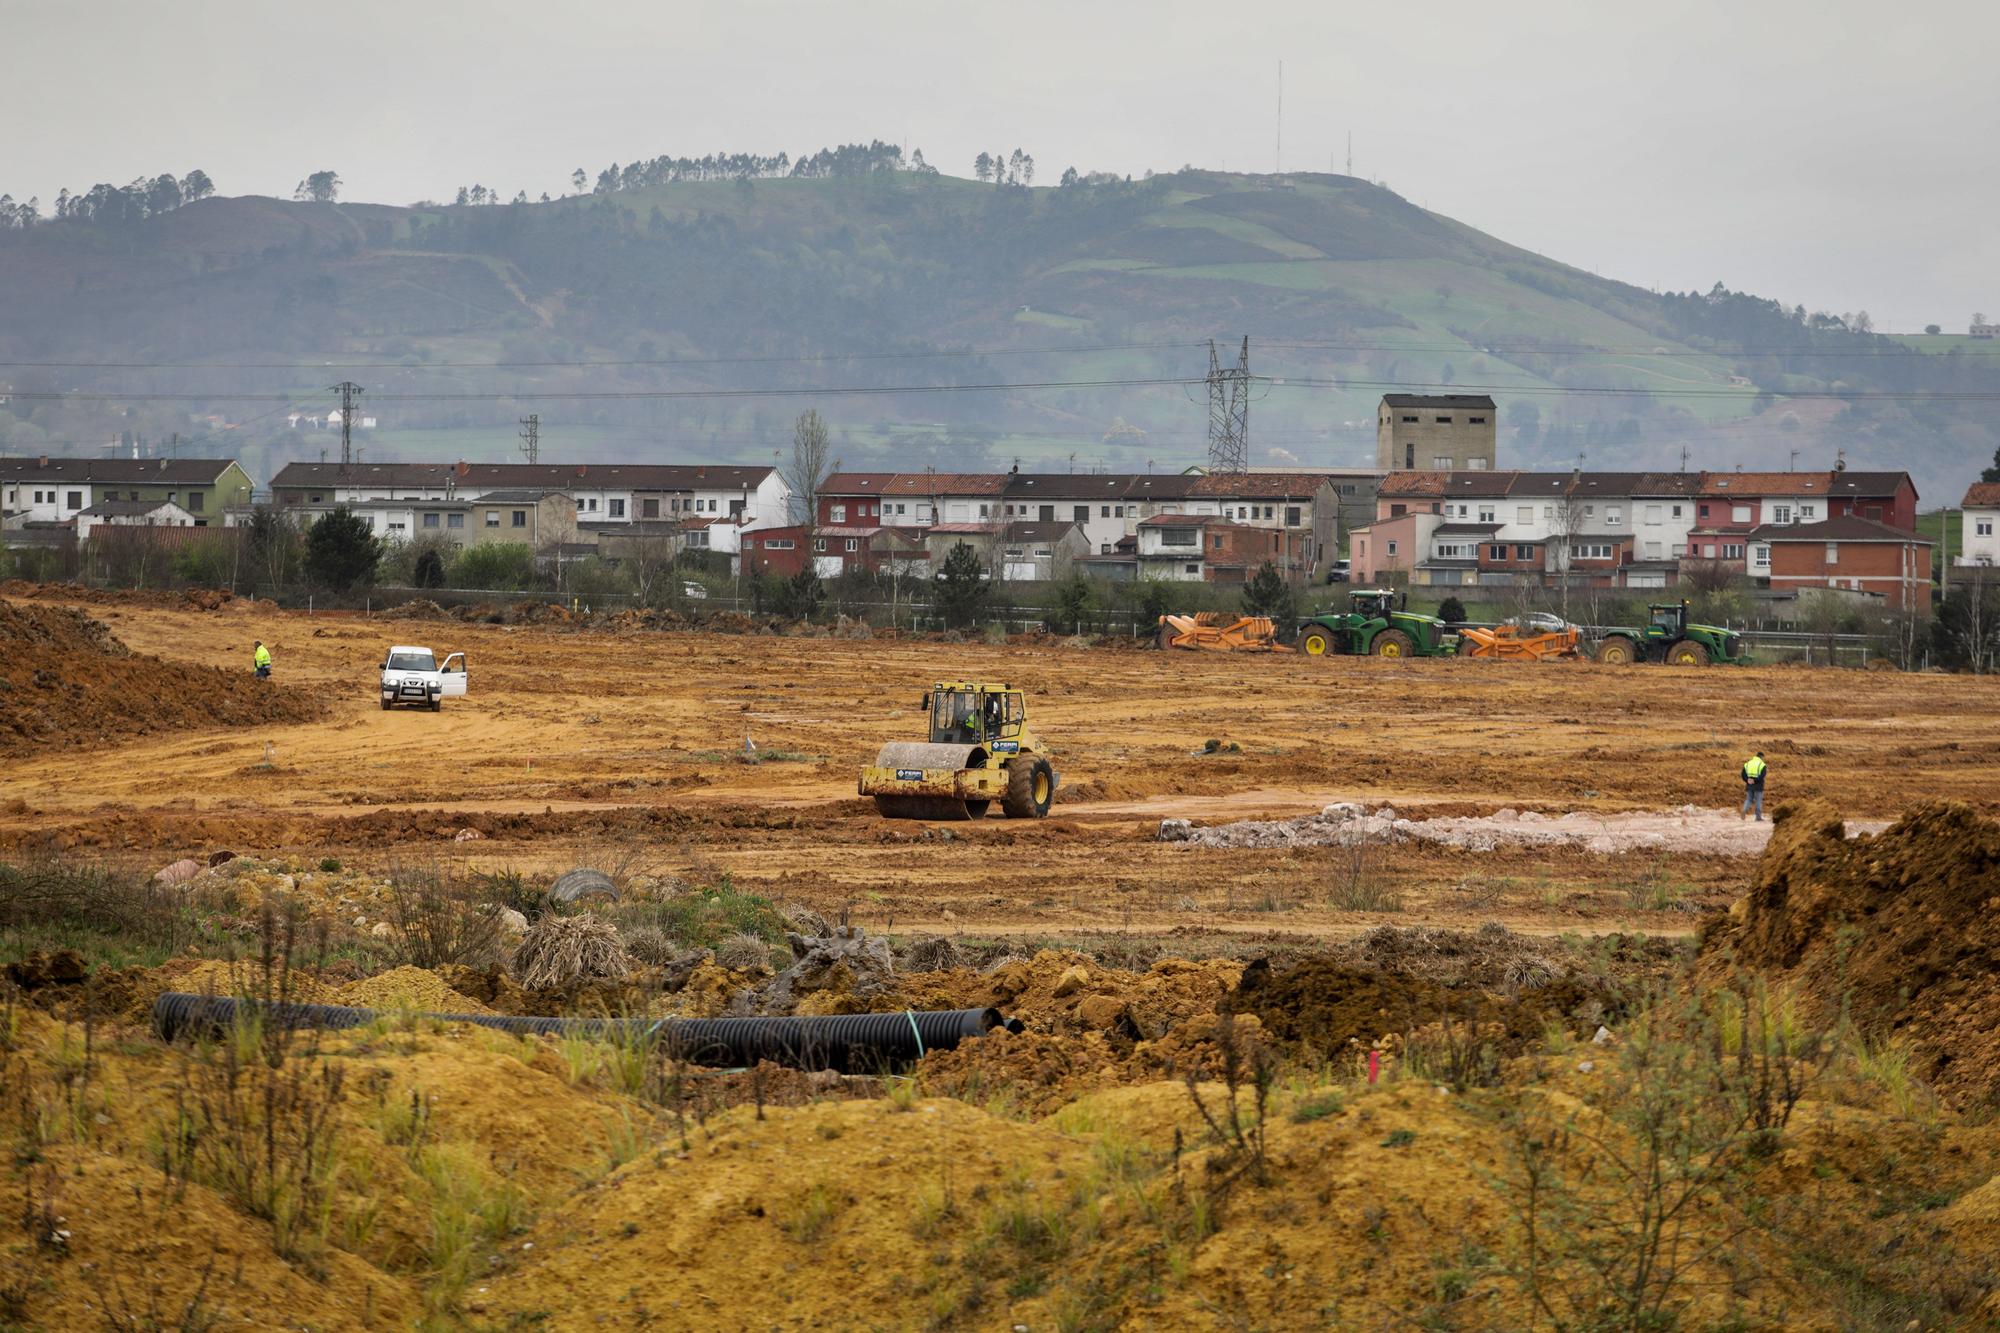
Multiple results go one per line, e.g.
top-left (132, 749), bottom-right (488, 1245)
top-left (886, 1078), bottom-right (921, 1112)
top-left (318, 857), bottom-right (341, 873)
top-left (1381, 1128), bottom-right (1417, 1148)
top-left (418, 1140), bottom-right (524, 1316)
top-left (609, 878), bottom-right (789, 953)
top-left (1289, 1092), bottom-right (1345, 1124)
top-left (382, 863), bottom-right (506, 969)
top-left (784, 1181), bottom-right (838, 1243)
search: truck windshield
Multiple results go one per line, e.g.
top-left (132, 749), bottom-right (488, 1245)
top-left (388, 650), bottom-right (436, 672)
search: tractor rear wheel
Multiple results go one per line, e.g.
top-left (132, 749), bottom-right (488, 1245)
top-left (1002, 758), bottom-right (1055, 818)
top-left (1373, 629), bottom-right (1415, 658)
top-left (1301, 629), bottom-right (1332, 656)
top-left (1594, 637), bottom-right (1637, 665)
top-left (1455, 636), bottom-right (1479, 657)
top-left (1666, 639), bottom-right (1711, 667)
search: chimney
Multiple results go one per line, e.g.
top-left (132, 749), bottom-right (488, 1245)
top-left (158, 458), bottom-right (168, 471)
top-left (37, 454), bottom-right (48, 468)
top-left (456, 459), bottom-right (470, 479)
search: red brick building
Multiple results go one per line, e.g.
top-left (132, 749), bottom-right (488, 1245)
top-left (1744, 517), bottom-right (1933, 610)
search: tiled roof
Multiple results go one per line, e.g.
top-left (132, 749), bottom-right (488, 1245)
top-left (1963, 482), bottom-right (2000, 508)
top-left (1185, 472), bottom-right (1332, 499)
top-left (1744, 517), bottom-right (1930, 543)
top-left (271, 461), bottom-right (773, 490)
top-left (0, 457), bottom-right (241, 484)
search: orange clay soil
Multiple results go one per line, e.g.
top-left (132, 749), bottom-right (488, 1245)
top-left (5, 594), bottom-right (2000, 946)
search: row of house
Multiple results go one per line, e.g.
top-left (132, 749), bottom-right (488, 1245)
top-left (1351, 468), bottom-right (1934, 609)
top-left (739, 468), bottom-right (1341, 583)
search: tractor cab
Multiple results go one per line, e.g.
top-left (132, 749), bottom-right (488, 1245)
top-left (1349, 589), bottom-right (1405, 620)
top-left (1645, 602), bottom-right (1690, 642)
top-left (923, 683), bottom-right (1027, 748)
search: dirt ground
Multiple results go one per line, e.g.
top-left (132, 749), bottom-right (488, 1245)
top-left (5, 594), bottom-right (2000, 946)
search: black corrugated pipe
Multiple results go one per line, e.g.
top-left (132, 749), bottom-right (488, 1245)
top-left (152, 993), bottom-right (1003, 1074)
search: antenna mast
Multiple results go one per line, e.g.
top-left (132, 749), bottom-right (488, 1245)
top-left (330, 382), bottom-right (362, 469)
top-left (519, 414), bottom-right (540, 464)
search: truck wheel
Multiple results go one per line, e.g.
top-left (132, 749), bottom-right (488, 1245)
top-left (1002, 758), bottom-right (1055, 818)
top-left (1666, 640), bottom-right (1710, 667)
top-left (1373, 629), bottom-right (1415, 658)
top-left (430, 697), bottom-right (443, 712)
top-left (1301, 629), bottom-right (1332, 656)
top-left (381, 699), bottom-right (393, 711)
top-left (1594, 637), bottom-right (1637, 665)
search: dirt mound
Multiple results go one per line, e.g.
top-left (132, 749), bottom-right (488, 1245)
top-left (1225, 957), bottom-right (1613, 1060)
top-left (336, 964), bottom-right (493, 1013)
top-left (1699, 799), bottom-right (2000, 1109)
top-left (0, 599), bottom-right (326, 752)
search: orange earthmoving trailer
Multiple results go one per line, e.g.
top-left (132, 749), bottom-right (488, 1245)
top-left (1453, 624), bottom-right (1582, 661)
top-left (1156, 613), bottom-right (1294, 653)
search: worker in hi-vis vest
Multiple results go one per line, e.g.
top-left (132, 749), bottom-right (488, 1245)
top-left (253, 640), bottom-right (272, 679)
top-left (1740, 751), bottom-right (1767, 822)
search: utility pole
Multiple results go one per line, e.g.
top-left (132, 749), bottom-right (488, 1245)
top-left (1275, 61), bottom-right (1283, 173)
top-left (519, 413), bottom-right (540, 464)
top-left (1206, 337), bottom-right (1251, 474)
top-left (330, 381), bottom-right (362, 469)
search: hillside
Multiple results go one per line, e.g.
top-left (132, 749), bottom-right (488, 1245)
top-left (1, 169), bottom-right (1993, 498)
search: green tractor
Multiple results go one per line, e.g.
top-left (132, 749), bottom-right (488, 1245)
top-left (1592, 600), bottom-right (1751, 666)
top-left (1297, 589), bottom-right (1459, 659)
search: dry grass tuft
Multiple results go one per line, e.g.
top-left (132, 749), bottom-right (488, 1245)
top-left (512, 913), bottom-right (631, 991)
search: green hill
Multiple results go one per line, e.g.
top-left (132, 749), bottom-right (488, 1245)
top-left (1, 168), bottom-right (1992, 499)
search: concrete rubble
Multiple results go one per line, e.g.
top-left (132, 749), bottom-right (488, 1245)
top-left (1159, 802), bottom-right (1801, 856)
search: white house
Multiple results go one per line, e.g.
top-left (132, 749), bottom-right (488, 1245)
top-left (1960, 483), bottom-right (2000, 567)
top-left (75, 499), bottom-right (195, 541)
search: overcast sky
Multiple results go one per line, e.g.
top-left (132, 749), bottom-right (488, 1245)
top-left (5, 0), bottom-right (1994, 332)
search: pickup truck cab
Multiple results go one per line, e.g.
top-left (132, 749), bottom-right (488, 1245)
top-left (380, 645), bottom-right (467, 711)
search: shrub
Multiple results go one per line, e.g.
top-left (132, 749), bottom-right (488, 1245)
top-left (451, 542), bottom-right (538, 591)
top-left (512, 913), bottom-right (631, 990)
top-left (1437, 595), bottom-right (1468, 624)
top-left (382, 866), bottom-right (506, 969)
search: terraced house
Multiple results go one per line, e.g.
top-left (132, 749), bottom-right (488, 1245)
top-left (0, 456), bottom-right (253, 528)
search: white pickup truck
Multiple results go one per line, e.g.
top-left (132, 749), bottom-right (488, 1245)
top-left (379, 645), bottom-right (467, 711)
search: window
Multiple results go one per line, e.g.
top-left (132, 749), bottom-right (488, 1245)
top-left (1467, 458), bottom-right (1490, 470)
top-left (978, 504), bottom-right (989, 519)
top-left (1698, 504), bottom-right (1710, 519)
top-left (1478, 506), bottom-right (1495, 523)
top-left (1401, 414), bottom-right (1418, 423)
top-left (1386, 540), bottom-right (1399, 556)
top-left (1723, 543), bottom-right (1744, 559)
top-left (813, 537), bottom-right (826, 553)
top-left (1606, 507), bottom-right (1622, 526)
top-left (1115, 505), bottom-right (1125, 517)
top-left (831, 504), bottom-right (847, 522)
top-left (1211, 535), bottom-right (1224, 551)
top-left (1799, 503), bottom-right (1815, 519)
top-left (764, 537), bottom-right (794, 550)
top-left (1184, 564), bottom-right (1200, 575)
top-left (1866, 506), bottom-right (1883, 521)
top-left (1003, 547), bottom-right (1023, 559)
top-left (1773, 504), bottom-right (1793, 524)
top-left (1034, 547), bottom-right (1052, 558)
top-left (1732, 505), bottom-right (1752, 523)
top-left (1101, 505), bottom-right (1111, 517)
top-left (1469, 416), bottom-right (1486, 424)
top-left (1515, 544), bottom-right (1535, 560)
top-left (511, 510), bottom-right (526, 528)
top-left (485, 511), bottom-right (500, 527)
top-left (1405, 445), bottom-right (1415, 467)
top-left (1432, 455), bottom-right (1454, 469)
top-left (1576, 543), bottom-right (1614, 560)
top-left (729, 499), bottom-right (744, 518)
top-left (1825, 542), bottom-right (1839, 564)
top-left (845, 538), bottom-right (859, 553)
top-left (448, 513), bottom-right (464, 529)
top-left (643, 498), bottom-right (659, 518)
top-left (585, 498), bottom-right (598, 512)
top-left (1159, 527), bottom-right (1198, 548)
top-left (1286, 506), bottom-right (1301, 526)
top-left (1979, 519), bottom-right (1994, 537)
top-left (1434, 542), bottom-right (1471, 559)
top-left (1516, 506), bottom-right (1533, 524)
top-left (387, 521), bottom-right (406, 533)
top-left (423, 512), bottom-right (440, 528)
top-left (1672, 504), bottom-right (1683, 518)
top-left (66, 491), bottom-right (82, 509)
top-left (188, 492), bottom-right (204, 512)
top-left (1751, 546), bottom-right (1769, 569)
top-left (1074, 505), bottom-right (1089, 523)
top-left (1488, 544), bottom-right (1507, 561)
top-left (1644, 541), bottom-right (1663, 560)
top-left (1389, 503), bottom-right (1407, 517)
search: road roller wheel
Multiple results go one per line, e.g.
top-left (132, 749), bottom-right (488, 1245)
top-left (873, 796), bottom-right (978, 821)
top-left (1002, 757), bottom-right (1056, 818)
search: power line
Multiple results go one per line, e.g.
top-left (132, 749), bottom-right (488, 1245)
top-left (0, 339), bottom-right (1210, 372)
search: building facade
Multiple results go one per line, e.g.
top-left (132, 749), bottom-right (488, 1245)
top-left (1375, 395), bottom-right (1497, 472)
top-left (0, 457), bottom-right (253, 527)
top-left (1959, 483), bottom-right (2000, 567)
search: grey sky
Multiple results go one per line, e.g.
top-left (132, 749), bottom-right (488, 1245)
top-left (5, 0), bottom-right (1994, 332)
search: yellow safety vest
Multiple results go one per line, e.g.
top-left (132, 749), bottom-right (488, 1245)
top-left (1743, 756), bottom-right (1765, 780)
top-left (253, 645), bottom-right (271, 668)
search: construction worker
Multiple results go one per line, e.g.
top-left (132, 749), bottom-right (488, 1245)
top-left (252, 640), bottom-right (272, 679)
top-left (1740, 751), bottom-right (1767, 821)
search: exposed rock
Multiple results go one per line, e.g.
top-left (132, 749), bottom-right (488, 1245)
top-left (153, 858), bottom-right (202, 885)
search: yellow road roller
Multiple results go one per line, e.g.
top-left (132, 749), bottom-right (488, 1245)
top-left (859, 682), bottom-right (1058, 821)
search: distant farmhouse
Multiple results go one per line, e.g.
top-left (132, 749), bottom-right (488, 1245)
top-left (1376, 394), bottom-right (1497, 472)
